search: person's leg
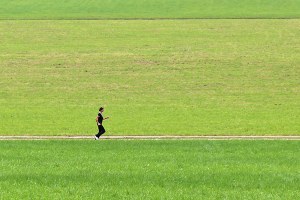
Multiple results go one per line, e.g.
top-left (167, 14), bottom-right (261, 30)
top-left (95, 125), bottom-right (102, 138)
top-left (99, 125), bottom-right (106, 137)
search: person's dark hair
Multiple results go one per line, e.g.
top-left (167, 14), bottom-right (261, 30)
top-left (99, 107), bottom-right (104, 111)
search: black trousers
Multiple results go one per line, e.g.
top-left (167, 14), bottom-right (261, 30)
top-left (96, 125), bottom-right (106, 138)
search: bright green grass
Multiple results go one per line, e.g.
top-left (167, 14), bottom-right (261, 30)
top-left (0, 0), bottom-right (300, 19)
top-left (1, 20), bottom-right (299, 135)
top-left (0, 140), bottom-right (299, 199)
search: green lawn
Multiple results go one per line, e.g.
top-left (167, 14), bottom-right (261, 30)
top-left (0, 0), bottom-right (300, 19)
top-left (1, 19), bottom-right (299, 135)
top-left (0, 140), bottom-right (299, 199)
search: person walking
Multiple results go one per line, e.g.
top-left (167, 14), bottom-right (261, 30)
top-left (94, 107), bottom-right (109, 140)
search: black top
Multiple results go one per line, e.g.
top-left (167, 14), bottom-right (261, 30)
top-left (97, 112), bottom-right (103, 124)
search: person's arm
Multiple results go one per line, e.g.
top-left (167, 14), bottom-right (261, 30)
top-left (96, 116), bottom-right (101, 125)
top-left (103, 117), bottom-right (109, 120)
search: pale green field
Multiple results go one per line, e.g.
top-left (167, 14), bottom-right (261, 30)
top-left (1, 20), bottom-right (299, 135)
top-left (0, 0), bottom-right (299, 19)
top-left (1, 140), bottom-right (299, 199)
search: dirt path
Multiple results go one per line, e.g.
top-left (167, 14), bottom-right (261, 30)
top-left (0, 135), bottom-right (300, 140)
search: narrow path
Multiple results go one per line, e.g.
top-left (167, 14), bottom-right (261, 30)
top-left (0, 135), bottom-right (300, 140)
top-left (1, 17), bottom-right (299, 20)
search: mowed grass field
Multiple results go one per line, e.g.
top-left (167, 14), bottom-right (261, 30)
top-left (1, 0), bottom-right (300, 19)
top-left (0, 140), bottom-right (299, 199)
top-left (1, 1), bottom-right (300, 135)
top-left (1, 19), bottom-right (299, 135)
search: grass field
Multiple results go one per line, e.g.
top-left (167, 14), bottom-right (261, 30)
top-left (1, 20), bottom-right (299, 135)
top-left (1, 0), bottom-right (300, 19)
top-left (1, 1), bottom-right (300, 136)
top-left (1, 1), bottom-right (299, 200)
top-left (0, 140), bottom-right (299, 199)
